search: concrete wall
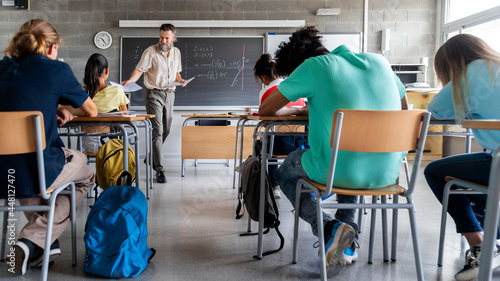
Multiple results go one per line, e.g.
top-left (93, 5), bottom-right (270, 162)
top-left (0, 0), bottom-right (438, 158)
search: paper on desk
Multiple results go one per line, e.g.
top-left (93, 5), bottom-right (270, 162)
top-left (172, 77), bottom-right (195, 87)
top-left (97, 111), bottom-right (136, 117)
top-left (110, 81), bottom-right (143, 92)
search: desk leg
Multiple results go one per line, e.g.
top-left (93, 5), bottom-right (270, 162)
top-left (233, 118), bottom-right (243, 189)
top-left (182, 159), bottom-right (185, 177)
top-left (130, 123), bottom-right (140, 190)
top-left (117, 124), bottom-right (129, 183)
top-left (257, 126), bottom-right (269, 259)
top-left (478, 148), bottom-right (500, 281)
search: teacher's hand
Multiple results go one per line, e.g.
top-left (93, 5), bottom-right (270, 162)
top-left (121, 80), bottom-right (131, 87)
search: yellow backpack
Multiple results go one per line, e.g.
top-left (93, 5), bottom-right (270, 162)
top-left (95, 139), bottom-right (136, 189)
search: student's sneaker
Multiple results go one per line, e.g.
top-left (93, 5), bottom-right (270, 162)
top-left (13, 240), bottom-right (30, 276)
top-left (455, 243), bottom-right (500, 281)
top-left (343, 241), bottom-right (359, 264)
top-left (272, 186), bottom-right (281, 199)
top-left (30, 239), bottom-right (62, 268)
top-left (323, 220), bottom-right (356, 277)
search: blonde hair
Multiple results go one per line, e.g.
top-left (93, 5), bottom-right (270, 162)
top-left (434, 34), bottom-right (500, 122)
top-left (4, 19), bottom-right (62, 59)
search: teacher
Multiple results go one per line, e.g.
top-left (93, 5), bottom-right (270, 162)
top-left (122, 23), bottom-right (185, 183)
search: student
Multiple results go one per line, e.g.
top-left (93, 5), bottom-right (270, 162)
top-left (82, 53), bottom-right (130, 153)
top-left (0, 19), bottom-right (97, 275)
top-left (424, 34), bottom-right (500, 281)
top-left (259, 26), bottom-right (406, 277)
top-left (253, 53), bottom-right (307, 198)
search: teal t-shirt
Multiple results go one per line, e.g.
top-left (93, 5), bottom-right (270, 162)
top-left (278, 45), bottom-right (405, 189)
top-left (427, 59), bottom-right (500, 152)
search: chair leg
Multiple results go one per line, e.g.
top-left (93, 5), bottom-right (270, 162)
top-left (438, 182), bottom-right (453, 267)
top-left (357, 196), bottom-right (364, 234)
top-left (391, 195), bottom-right (399, 262)
top-left (292, 182), bottom-right (302, 264)
top-left (70, 183), bottom-right (77, 266)
top-left (381, 196), bottom-right (389, 262)
top-left (1, 206), bottom-right (8, 261)
top-left (408, 199), bottom-right (424, 281)
top-left (41, 197), bottom-right (57, 281)
top-left (316, 193), bottom-right (327, 281)
top-left (368, 196), bottom-right (377, 264)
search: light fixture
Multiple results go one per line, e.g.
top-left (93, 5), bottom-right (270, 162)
top-left (316, 8), bottom-right (341, 16)
top-left (119, 20), bottom-right (305, 28)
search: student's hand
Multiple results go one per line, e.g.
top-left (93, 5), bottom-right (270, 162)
top-left (56, 108), bottom-right (74, 126)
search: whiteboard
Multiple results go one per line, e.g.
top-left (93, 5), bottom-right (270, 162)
top-left (265, 33), bottom-right (361, 58)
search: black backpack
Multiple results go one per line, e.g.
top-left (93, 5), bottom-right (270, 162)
top-left (236, 156), bottom-right (284, 257)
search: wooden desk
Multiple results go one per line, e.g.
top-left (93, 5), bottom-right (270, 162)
top-left (59, 115), bottom-right (154, 198)
top-left (461, 120), bottom-right (500, 281)
top-left (181, 115), bottom-right (254, 177)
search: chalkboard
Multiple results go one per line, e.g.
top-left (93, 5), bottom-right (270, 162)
top-left (265, 33), bottom-right (361, 58)
top-left (120, 36), bottom-right (264, 109)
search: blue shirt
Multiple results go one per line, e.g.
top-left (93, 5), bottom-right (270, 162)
top-left (278, 45), bottom-right (405, 189)
top-left (0, 55), bottom-right (88, 197)
top-left (427, 59), bottom-right (500, 151)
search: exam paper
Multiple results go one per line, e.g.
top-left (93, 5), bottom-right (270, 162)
top-left (110, 81), bottom-right (143, 92)
top-left (173, 76), bottom-right (195, 87)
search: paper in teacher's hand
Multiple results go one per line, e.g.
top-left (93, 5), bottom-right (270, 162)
top-left (110, 81), bottom-right (143, 92)
top-left (173, 77), bottom-right (195, 87)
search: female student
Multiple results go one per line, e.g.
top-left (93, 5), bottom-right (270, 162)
top-left (253, 53), bottom-right (307, 198)
top-left (424, 34), bottom-right (500, 281)
top-left (82, 53), bottom-right (130, 153)
top-left (0, 19), bottom-right (97, 275)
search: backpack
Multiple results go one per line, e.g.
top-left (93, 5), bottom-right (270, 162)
top-left (95, 138), bottom-right (136, 189)
top-left (236, 156), bottom-right (284, 257)
top-left (83, 184), bottom-right (156, 278)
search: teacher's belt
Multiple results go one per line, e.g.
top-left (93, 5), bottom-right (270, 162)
top-left (151, 88), bottom-right (174, 92)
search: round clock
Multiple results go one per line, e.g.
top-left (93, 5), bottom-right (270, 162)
top-left (94, 31), bottom-right (112, 50)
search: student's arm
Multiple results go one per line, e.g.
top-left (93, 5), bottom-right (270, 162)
top-left (259, 88), bottom-right (308, 116)
top-left (121, 69), bottom-right (143, 87)
top-left (58, 97), bottom-right (98, 117)
top-left (119, 104), bottom-right (128, 112)
top-left (401, 94), bottom-right (408, 110)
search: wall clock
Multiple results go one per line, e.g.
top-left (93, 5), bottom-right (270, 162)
top-left (94, 31), bottom-right (112, 49)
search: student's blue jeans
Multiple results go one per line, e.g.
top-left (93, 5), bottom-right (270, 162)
top-left (277, 149), bottom-right (359, 238)
top-left (424, 152), bottom-right (491, 235)
top-left (268, 135), bottom-right (307, 187)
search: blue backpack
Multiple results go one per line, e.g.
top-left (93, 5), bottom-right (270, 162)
top-left (83, 185), bottom-right (156, 278)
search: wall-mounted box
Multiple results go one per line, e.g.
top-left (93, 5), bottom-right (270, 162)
top-left (391, 64), bottom-right (427, 84)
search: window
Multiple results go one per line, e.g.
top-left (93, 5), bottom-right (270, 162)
top-left (447, 0), bottom-right (499, 23)
top-left (439, 1), bottom-right (500, 50)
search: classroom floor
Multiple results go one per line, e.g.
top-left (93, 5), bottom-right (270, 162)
top-left (1, 158), bottom-right (499, 281)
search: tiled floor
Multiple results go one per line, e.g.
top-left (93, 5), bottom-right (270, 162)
top-left (1, 158), bottom-right (499, 281)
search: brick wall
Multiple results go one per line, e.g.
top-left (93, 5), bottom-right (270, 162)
top-left (0, 0), bottom-right (437, 84)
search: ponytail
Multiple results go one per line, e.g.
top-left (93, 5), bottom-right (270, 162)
top-left (84, 53), bottom-right (109, 99)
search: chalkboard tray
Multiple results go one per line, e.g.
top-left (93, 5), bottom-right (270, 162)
top-left (120, 36), bottom-right (264, 110)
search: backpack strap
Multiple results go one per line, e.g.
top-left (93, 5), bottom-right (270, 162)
top-left (117, 171), bottom-right (133, 186)
top-left (258, 171), bottom-right (284, 257)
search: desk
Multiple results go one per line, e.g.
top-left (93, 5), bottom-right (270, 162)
top-left (181, 115), bottom-right (254, 177)
top-left (58, 115), bottom-right (154, 199)
top-left (246, 115), bottom-right (309, 259)
top-left (461, 120), bottom-right (500, 281)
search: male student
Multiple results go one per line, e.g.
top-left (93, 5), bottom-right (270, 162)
top-left (259, 25), bottom-right (406, 277)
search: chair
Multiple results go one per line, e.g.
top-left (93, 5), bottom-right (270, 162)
top-left (292, 109), bottom-right (430, 281)
top-left (437, 176), bottom-right (489, 266)
top-left (0, 111), bottom-right (77, 281)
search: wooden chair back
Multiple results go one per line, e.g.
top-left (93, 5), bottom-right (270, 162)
top-left (0, 111), bottom-right (45, 155)
top-left (331, 109), bottom-right (426, 153)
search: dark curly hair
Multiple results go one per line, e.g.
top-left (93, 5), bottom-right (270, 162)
top-left (274, 26), bottom-right (329, 77)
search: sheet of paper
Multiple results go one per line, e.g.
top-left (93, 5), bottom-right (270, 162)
top-left (97, 111), bottom-right (136, 117)
top-left (173, 76), bottom-right (195, 87)
top-left (110, 81), bottom-right (142, 92)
